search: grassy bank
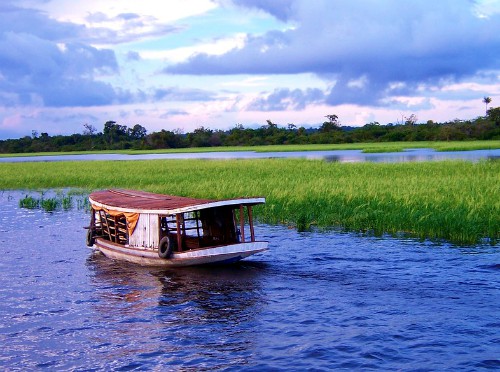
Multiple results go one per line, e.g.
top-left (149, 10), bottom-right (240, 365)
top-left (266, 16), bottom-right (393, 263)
top-left (0, 140), bottom-right (499, 157)
top-left (1, 159), bottom-right (498, 245)
top-left (241, 140), bottom-right (500, 153)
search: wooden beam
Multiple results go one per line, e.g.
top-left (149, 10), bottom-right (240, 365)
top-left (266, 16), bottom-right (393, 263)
top-left (239, 205), bottom-right (245, 242)
top-left (248, 206), bottom-right (255, 242)
top-left (195, 211), bottom-right (201, 245)
top-left (176, 213), bottom-right (183, 252)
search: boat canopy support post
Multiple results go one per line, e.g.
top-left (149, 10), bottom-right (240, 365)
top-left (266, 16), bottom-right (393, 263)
top-left (238, 204), bottom-right (256, 243)
top-left (248, 205), bottom-right (255, 242)
top-left (176, 214), bottom-right (183, 252)
top-left (239, 205), bottom-right (245, 242)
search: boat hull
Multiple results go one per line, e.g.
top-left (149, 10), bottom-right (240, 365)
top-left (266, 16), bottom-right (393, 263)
top-left (93, 238), bottom-right (268, 267)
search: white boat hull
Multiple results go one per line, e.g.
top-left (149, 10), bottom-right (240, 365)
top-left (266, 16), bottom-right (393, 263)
top-left (93, 238), bottom-right (268, 267)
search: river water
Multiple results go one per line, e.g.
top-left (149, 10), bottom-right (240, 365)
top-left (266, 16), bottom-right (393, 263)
top-left (1, 148), bottom-right (500, 163)
top-left (0, 191), bottom-right (499, 370)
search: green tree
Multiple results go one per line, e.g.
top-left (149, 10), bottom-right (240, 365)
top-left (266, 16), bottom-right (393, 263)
top-left (487, 106), bottom-right (500, 125)
top-left (320, 114), bottom-right (341, 132)
top-left (83, 123), bottom-right (97, 136)
top-left (404, 114), bottom-right (418, 126)
top-left (187, 126), bottom-right (213, 147)
top-left (265, 120), bottom-right (278, 135)
top-left (103, 121), bottom-right (128, 146)
top-left (146, 129), bottom-right (186, 149)
top-left (129, 124), bottom-right (147, 139)
top-left (483, 96), bottom-right (492, 115)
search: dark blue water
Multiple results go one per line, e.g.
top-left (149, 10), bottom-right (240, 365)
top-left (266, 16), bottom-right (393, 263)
top-left (1, 191), bottom-right (499, 370)
top-left (1, 148), bottom-right (500, 163)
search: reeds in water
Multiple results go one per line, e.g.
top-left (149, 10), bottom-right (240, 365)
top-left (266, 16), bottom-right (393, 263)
top-left (18, 190), bottom-right (86, 212)
top-left (2, 158), bottom-right (499, 245)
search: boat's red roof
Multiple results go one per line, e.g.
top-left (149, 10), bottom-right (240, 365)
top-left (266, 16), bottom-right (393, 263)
top-left (89, 189), bottom-right (264, 214)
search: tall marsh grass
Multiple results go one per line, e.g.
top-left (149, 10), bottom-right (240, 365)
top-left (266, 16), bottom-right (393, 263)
top-left (18, 190), bottom-right (82, 212)
top-left (1, 159), bottom-right (498, 245)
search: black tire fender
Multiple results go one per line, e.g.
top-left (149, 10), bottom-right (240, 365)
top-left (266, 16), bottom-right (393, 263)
top-left (158, 236), bottom-right (173, 259)
top-left (86, 229), bottom-right (95, 247)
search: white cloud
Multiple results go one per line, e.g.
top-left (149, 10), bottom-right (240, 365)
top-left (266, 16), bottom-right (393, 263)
top-left (140, 33), bottom-right (247, 62)
top-left (474, 0), bottom-right (500, 18)
top-left (220, 76), bottom-right (269, 88)
top-left (36, 0), bottom-right (217, 27)
top-left (25, 0), bottom-right (218, 46)
top-left (442, 81), bottom-right (500, 94)
top-left (347, 76), bottom-right (369, 90)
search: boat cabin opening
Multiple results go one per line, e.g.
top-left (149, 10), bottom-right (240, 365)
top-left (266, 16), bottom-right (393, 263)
top-left (162, 204), bottom-right (258, 251)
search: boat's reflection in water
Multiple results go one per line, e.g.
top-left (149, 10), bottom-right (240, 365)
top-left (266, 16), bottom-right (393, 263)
top-left (86, 251), bottom-right (268, 365)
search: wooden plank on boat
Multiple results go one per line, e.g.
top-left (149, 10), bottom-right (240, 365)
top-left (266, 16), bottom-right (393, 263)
top-left (99, 210), bottom-right (113, 241)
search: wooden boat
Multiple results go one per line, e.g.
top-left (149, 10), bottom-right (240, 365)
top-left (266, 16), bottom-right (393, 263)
top-left (86, 189), bottom-right (268, 267)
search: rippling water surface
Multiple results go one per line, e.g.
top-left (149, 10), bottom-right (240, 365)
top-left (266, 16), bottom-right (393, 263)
top-left (1, 191), bottom-right (499, 370)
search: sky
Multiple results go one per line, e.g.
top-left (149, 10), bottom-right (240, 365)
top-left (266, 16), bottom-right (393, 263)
top-left (1, 0), bottom-right (500, 139)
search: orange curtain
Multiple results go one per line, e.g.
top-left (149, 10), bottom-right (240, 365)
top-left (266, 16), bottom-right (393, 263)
top-left (91, 205), bottom-right (140, 236)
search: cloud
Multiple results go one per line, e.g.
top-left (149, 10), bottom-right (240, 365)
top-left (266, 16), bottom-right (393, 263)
top-left (0, 108), bottom-right (101, 139)
top-left (35, 0), bottom-right (216, 45)
top-left (126, 51), bottom-right (141, 61)
top-left (153, 87), bottom-right (217, 102)
top-left (82, 12), bottom-right (181, 45)
top-left (159, 109), bottom-right (190, 119)
top-left (246, 87), bottom-right (324, 111)
top-left (145, 33), bottom-right (246, 63)
top-left (224, 0), bottom-right (296, 22)
top-left (0, 2), bottom-right (83, 41)
top-left (165, 0), bottom-right (500, 106)
top-left (0, 3), bottom-right (124, 108)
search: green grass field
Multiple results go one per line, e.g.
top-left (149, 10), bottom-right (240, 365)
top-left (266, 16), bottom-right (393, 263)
top-left (1, 158), bottom-right (498, 245)
top-left (1, 140), bottom-right (499, 157)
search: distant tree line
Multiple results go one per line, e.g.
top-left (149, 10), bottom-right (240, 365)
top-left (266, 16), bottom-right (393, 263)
top-left (1, 108), bottom-right (500, 154)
